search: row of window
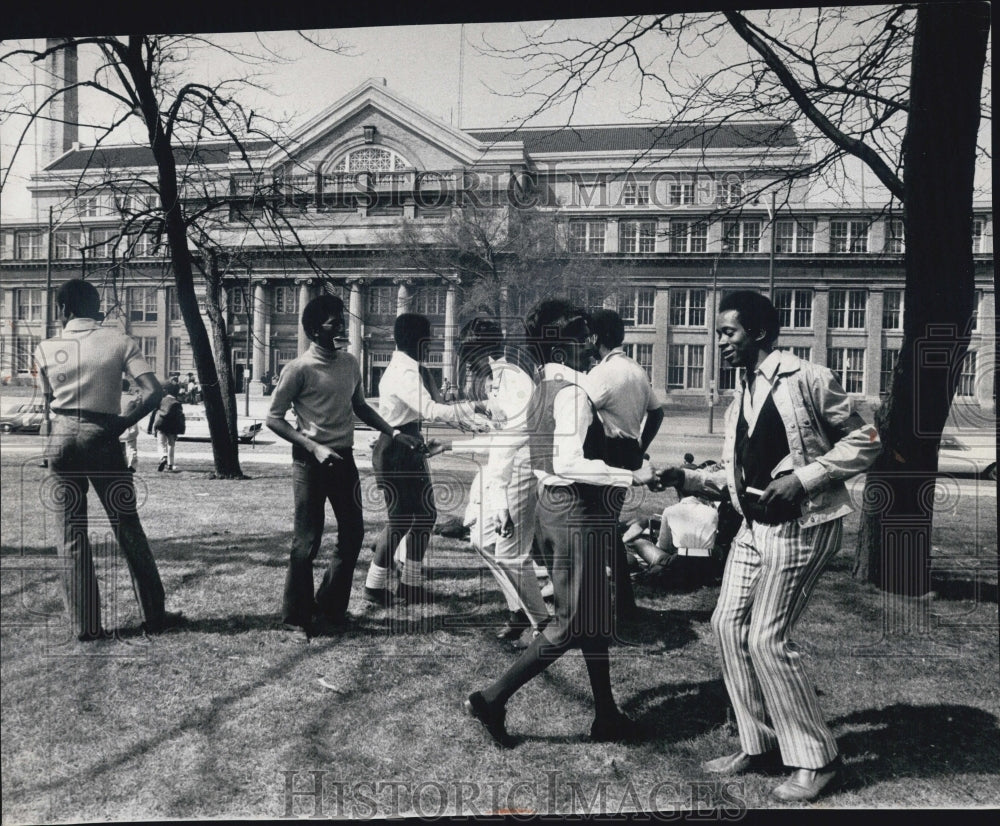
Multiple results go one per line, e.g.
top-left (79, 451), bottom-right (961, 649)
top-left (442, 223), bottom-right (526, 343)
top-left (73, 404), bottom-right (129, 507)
top-left (13, 285), bottom-right (982, 334)
top-left (568, 218), bottom-right (988, 255)
top-left (579, 180), bottom-right (751, 207)
top-left (8, 333), bottom-right (183, 375)
top-left (8, 228), bottom-right (162, 261)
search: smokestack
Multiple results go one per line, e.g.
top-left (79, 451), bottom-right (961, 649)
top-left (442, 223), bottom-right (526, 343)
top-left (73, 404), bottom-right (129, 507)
top-left (42, 38), bottom-right (78, 166)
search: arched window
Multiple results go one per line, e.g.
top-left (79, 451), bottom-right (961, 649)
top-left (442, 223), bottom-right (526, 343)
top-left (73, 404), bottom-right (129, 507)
top-left (332, 147), bottom-right (411, 173)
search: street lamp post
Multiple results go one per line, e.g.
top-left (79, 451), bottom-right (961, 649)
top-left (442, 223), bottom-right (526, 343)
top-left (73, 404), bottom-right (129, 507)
top-left (707, 255), bottom-right (720, 435)
top-left (767, 191), bottom-right (777, 299)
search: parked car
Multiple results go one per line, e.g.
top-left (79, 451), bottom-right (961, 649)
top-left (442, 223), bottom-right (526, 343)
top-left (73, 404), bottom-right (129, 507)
top-left (937, 432), bottom-right (996, 480)
top-left (0, 402), bottom-right (47, 433)
top-left (176, 405), bottom-right (263, 445)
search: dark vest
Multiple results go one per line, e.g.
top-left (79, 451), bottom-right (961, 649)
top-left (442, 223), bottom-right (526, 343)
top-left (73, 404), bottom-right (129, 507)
top-left (735, 387), bottom-right (798, 525)
top-left (528, 376), bottom-right (605, 477)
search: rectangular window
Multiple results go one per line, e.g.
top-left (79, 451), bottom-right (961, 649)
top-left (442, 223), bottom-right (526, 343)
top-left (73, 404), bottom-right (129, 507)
top-left (880, 348), bottom-right (899, 395)
top-left (636, 288), bottom-right (655, 326)
top-left (622, 182), bottom-right (650, 206)
top-left (128, 287), bottom-right (158, 322)
top-left (667, 344), bottom-right (704, 389)
top-left (972, 219), bottom-right (984, 254)
top-left (273, 286), bottom-right (298, 315)
top-left (16, 289), bottom-right (43, 321)
top-left (53, 230), bottom-right (84, 259)
top-left (957, 351), bottom-right (977, 397)
top-left (882, 290), bottom-right (903, 330)
top-left (619, 220), bottom-right (656, 253)
top-left (722, 220), bottom-right (761, 253)
top-left (718, 361), bottom-right (737, 391)
top-left (774, 289), bottom-right (813, 329)
top-left (669, 221), bottom-right (707, 253)
top-left (367, 286), bottom-right (394, 315)
top-left (414, 287), bottom-right (447, 315)
top-left (829, 289), bottom-right (867, 329)
top-left (970, 290), bottom-right (981, 332)
top-left (229, 286), bottom-right (246, 315)
top-left (568, 221), bottom-right (606, 253)
top-left (885, 218), bottom-right (905, 253)
top-left (576, 180), bottom-right (606, 207)
top-left (717, 180), bottom-right (743, 205)
top-left (14, 335), bottom-right (39, 372)
top-left (141, 337), bottom-right (157, 375)
top-left (791, 346), bottom-right (812, 362)
top-left (775, 219), bottom-right (815, 253)
top-left (89, 228), bottom-right (117, 258)
top-left (828, 347), bottom-right (866, 393)
top-left (668, 183), bottom-right (694, 205)
top-left (76, 196), bottom-right (100, 217)
top-left (669, 289), bottom-right (707, 327)
top-left (15, 231), bottom-right (44, 260)
top-left (830, 220), bottom-right (870, 253)
top-left (633, 343), bottom-right (653, 380)
top-left (167, 288), bottom-right (182, 322)
top-left (168, 337), bottom-right (182, 374)
top-left (616, 291), bottom-right (636, 326)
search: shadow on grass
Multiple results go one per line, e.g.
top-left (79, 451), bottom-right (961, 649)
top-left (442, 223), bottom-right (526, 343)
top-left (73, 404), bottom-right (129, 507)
top-left (930, 571), bottom-right (998, 604)
top-left (834, 703), bottom-right (1000, 792)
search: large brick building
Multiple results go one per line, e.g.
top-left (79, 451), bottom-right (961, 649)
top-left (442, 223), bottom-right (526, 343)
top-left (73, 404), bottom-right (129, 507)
top-left (1, 77), bottom-right (994, 410)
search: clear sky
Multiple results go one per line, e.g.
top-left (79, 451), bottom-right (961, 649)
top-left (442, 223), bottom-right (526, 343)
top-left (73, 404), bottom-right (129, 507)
top-left (0, 11), bottom-right (991, 222)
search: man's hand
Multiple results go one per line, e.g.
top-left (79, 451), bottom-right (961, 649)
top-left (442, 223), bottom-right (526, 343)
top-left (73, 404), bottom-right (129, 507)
top-left (494, 508), bottom-right (514, 538)
top-left (312, 443), bottom-right (343, 465)
top-left (109, 415), bottom-right (130, 438)
top-left (758, 473), bottom-right (806, 507)
top-left (462, 413), bottom-right (494, 433)
top-left (394, 432), bottom-right (425, 452)
top-left (631, 465), bottom-right (659, 487)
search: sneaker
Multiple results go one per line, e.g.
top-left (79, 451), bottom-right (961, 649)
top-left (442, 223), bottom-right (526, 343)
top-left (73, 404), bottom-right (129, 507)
top-left (157, 457), bottom-right (168, 472)
top-left (465, 691), bottom-right (516, 748)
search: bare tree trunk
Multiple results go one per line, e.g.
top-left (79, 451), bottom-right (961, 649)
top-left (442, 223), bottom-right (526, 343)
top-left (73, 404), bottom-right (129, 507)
top-left (854, 3), bottom-right (988, 595)
top-left (124, 35), bottom-right (244, 478)
top-left (203, 251), bottom-right (240, 446)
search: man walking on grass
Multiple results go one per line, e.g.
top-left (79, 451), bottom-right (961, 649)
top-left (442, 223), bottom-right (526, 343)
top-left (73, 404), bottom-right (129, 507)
top-left (34, 278), bottom-right (183, 640)
top-left (657, 290), bottom-right (881, 802)
top-left (267, 294), bottom-right (424, 640)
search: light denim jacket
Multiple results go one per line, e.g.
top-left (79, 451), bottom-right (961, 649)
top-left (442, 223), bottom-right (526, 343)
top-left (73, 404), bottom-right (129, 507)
top-left (682, 351), bottom-right (882, 528)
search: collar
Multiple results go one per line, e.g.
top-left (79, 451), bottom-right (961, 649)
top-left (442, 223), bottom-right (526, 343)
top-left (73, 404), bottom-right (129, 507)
top-left (62, 318), bottom-right (100, 333)
top-left (600, 347), bottom-right (626, 364)
top-left (541, 362), bottom-right (584, 383)
top-left (392, 350), bottom-right (420, 370)
top-left (752, 349), bottom-right (783, 383)
top-left (310, 342), bottom-right (338, 360)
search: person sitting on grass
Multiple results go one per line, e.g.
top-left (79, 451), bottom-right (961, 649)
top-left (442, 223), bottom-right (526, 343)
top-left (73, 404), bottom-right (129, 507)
top-left (266, 294), bottom-right (424, 640)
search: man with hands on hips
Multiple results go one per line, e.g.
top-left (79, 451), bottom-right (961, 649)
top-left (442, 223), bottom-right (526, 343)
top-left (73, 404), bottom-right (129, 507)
top-left (267, 294), bottom-right (424, 639)
top-left (657, 290), bottom-right (880, 803)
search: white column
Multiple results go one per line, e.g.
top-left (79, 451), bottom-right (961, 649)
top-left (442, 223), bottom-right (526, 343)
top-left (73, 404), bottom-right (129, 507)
top-left (443, 284), bottom-right (456, 383)
top-left (348, 281), bottom-right (363, 361)
top-left (252, 282), bottom-right (267, 393)
top-left (976, 291), bottom-right (995, 412)
top-left (297, 280), bottom-right (312, 355)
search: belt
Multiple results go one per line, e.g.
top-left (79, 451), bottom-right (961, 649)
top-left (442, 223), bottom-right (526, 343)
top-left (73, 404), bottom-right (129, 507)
top-left (51, 408), bottom-right (118, 425)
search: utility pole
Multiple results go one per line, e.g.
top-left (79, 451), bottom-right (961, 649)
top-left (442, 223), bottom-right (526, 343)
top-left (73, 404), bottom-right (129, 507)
top-left (244, 265), bottom-right (252, 417)
top-left (767, 191), bottom-right (777, 298)
top-left (707, 255), bottom-right (720, 434)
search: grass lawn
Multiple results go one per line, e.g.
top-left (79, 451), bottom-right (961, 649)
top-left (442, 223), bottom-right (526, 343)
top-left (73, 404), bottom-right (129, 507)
top-left (1, 439), bottom-right (997, 820)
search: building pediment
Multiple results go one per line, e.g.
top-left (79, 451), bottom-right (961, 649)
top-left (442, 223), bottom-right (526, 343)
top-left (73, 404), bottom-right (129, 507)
top-left (261, 78), bottom-right (525, 176)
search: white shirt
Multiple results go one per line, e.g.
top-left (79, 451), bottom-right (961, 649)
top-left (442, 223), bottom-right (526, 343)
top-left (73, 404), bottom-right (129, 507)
top-left (34, 318), bottom-right (151, 415)
top-left (584, 347), bottom-right (660, 440)
top-left (378, 350), bottom-right (477, 428)
top-left (741, 349), bottom-right (783, 436)
top-left (482, 357), bottom-right (535, 512)
top-left (536, 363), bottom-right (634, 489)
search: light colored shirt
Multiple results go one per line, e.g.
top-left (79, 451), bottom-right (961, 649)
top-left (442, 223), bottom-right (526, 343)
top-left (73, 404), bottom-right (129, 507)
top-left (482, 357), bottom-right (535, 512)
top-left (267, 344), bottom-right (362, 449)
top-left (34, 318), bottom-right (151, 415)
top-left (378, 350), bottom-right (477, 428)
top-left (584, 348), bottom-right (659, 440)
top-left (536, 363), bottom-right (634, 489)
top-left (741, 348), bottom-right (783, 435)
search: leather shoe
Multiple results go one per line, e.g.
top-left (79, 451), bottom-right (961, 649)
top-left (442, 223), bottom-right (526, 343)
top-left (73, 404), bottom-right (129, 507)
top-left (364, 586), bottom-right (398, 607)
top-left (772, 758), bottom-right (841, 802)
top-left (496, 610), bottom-right (530, 641)
top-left (703, 750), bottom-right (781, 775)
top-left (77, 628), bottom-right (113, 642)
top-left (590, 710), bottom-right (641, 743)
top-left (311, 614), bottom-right (354, 636)
top-left (465, 691), bottom-right (516, 748)
top-left (280, 621), bottom-right (311, 643)
top-left (142, 610), bottom-right (185, 635)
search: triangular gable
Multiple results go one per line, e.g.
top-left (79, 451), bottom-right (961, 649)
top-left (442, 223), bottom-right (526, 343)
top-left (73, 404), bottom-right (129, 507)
top-left (261, 77), bottom-right (524, 172)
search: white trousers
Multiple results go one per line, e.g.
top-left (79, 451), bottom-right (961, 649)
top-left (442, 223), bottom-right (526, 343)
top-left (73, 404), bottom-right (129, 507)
top-left (712, 517), bottom-right (843, 769)
top-left (156, 431), bottom-right (177, 468)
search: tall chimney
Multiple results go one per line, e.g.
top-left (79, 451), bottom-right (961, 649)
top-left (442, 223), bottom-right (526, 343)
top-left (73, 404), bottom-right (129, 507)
top-left (42, 38), bottom-right (78, 166)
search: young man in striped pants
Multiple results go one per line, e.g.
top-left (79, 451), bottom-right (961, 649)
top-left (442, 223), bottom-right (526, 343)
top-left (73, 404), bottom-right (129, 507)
top-left (659, 290), bottom-right (881, 802)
